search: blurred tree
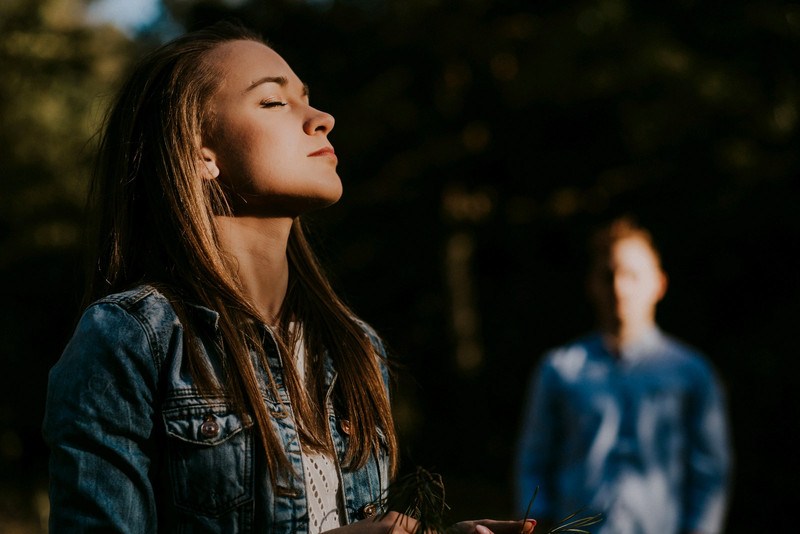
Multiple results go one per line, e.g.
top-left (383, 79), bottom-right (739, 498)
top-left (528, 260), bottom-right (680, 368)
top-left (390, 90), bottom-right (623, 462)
top-left (0, 0), bottom-right (134, 530)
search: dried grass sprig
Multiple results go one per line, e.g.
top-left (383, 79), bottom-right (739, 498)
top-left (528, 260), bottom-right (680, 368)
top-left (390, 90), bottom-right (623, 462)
top-left (548, 507), bottom-right (603, 534)
top-left (382, 466), bottom-right (450, 533)
top-left (379, 468), bottom-right (602, 534)
top-left (520, 487), bottom-right (603, 534)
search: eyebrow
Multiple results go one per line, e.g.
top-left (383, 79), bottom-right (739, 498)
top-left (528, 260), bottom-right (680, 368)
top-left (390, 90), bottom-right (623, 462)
top-left (244, 75), bottom-right (310, 97)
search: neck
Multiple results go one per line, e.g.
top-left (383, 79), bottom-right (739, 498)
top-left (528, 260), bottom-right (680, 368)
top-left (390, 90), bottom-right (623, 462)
top-left (215, 215), bottom-right (294, 324)
top-left (602, 316), bottom-right (656, 352)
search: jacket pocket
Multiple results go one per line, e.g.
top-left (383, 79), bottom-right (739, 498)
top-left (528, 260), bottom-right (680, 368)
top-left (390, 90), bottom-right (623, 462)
top-left (163, 403), bottom-right (254, 517)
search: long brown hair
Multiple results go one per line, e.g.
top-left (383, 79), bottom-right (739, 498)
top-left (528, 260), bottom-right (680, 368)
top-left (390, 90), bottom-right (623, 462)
top-left (85, 21), bottom-right (397, 481)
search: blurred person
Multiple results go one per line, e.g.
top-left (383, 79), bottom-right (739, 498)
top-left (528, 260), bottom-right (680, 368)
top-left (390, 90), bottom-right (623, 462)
top-left (42, 21), bottom-right (534, 534)
top-left (514, 217), bottom-right (731, 534)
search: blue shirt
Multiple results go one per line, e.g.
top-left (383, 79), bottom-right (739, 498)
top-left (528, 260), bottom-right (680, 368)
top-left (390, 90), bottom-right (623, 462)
top-left (43, 286), bottom-right (390, 534)
top-left (514, 328), bottom-right (731, 534)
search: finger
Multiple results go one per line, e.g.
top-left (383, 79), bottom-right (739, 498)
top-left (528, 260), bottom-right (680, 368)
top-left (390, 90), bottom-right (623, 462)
top-left (384, 512), bottom-right (421, 534)
top-left (398, 515), bottom-right (420, 533)
top-left (473, 520), bottom-right (530, 534)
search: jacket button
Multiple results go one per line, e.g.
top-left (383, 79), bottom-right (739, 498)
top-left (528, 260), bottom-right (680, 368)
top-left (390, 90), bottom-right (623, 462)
top-left (340, 419), bottom-right (352, 435)
top-left (358, 503), bottom-right (377, 519)
top-left (200, 415), bottom-right (220, 438)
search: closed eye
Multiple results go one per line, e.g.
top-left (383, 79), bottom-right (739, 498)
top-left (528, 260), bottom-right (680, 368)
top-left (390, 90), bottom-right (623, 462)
top-left (260, 100), bottom-right (287, 108)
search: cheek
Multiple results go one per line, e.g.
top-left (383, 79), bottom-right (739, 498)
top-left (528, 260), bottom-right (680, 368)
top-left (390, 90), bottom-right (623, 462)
top-left (214, 124), bottom-right (273, 175)
top-left (219, 119), bottom-right (263, 153)
top-left (643, 275), bottom-right (664, 298)
top-left (628, 280), bottom-right (662, 309)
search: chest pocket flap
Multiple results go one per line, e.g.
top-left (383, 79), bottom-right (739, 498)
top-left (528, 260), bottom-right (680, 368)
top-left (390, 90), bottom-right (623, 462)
top-left (164, 409), bottom-right (248, 445)
top-left (162, 406), bottom-right (254, 516)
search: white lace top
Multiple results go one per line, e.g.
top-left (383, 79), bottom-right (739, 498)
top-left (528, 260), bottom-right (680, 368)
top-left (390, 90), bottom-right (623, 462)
top-left (303, 450), bottom-right (343, 532)
top-left (294, 330), bottom-right (344, 533)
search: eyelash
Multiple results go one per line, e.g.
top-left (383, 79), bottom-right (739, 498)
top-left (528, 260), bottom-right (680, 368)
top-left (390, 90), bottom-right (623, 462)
top-left (260, 100), bottom-right (287, 108)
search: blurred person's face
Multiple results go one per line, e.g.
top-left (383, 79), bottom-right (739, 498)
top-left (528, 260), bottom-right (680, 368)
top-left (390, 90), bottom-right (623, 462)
top-left (590, 236), bottom-right (667, 331)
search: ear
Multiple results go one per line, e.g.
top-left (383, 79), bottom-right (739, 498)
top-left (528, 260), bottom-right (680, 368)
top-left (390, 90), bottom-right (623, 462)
top-left (656, 270), bottom-right (669, 302)
top-left (199, 147), bottom-right (220, 181)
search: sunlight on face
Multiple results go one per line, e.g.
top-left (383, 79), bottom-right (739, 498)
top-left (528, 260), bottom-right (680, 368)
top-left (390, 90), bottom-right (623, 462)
top-left (201, 40), bottom-right (341, 216)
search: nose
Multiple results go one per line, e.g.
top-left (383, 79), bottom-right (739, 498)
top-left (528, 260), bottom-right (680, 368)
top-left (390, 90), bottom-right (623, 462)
top-left (304, 106), bottom-right (335, 135)
top-left (613, 273), bottom-right (635, 301)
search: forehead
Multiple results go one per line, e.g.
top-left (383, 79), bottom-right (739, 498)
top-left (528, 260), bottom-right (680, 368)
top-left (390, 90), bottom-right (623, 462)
top-left (204, 40), bottom-right (298, 91)
top-left (611, 237), bottom-right (661, 270)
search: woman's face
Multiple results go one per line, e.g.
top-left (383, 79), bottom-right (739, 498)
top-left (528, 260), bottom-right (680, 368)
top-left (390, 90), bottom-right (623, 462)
top-left (201, 40), bottom-right (341, 216)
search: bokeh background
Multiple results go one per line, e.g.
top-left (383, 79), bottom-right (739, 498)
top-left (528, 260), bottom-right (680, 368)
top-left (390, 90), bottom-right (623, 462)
top-left (1, 0), bottom-right (798, 532)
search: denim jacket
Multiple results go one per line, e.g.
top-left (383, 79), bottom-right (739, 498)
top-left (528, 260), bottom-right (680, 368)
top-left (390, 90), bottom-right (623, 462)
top-left (43, 285), bottom-right (391, 534)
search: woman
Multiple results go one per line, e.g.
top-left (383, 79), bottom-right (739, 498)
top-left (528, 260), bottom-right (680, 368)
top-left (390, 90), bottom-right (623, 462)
top-left (43, 21), bottom-right (531, 534)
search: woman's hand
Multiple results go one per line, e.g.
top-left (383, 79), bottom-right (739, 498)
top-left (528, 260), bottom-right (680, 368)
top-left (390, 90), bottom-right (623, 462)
top-left (326, 511), bottom-right (423, 534)
top-left (326, 514), bottom-right (535, 534)
top-left (446, 519), bottom-right (536, 534)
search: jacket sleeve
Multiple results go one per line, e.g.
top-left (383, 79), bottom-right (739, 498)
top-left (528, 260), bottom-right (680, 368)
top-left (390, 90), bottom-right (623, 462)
top-left (514, 356), bottom-right (559, 521)
top-left (43, 302), bottom-right (161, 533)
top-left (682, 362), bottom-right (732, 534)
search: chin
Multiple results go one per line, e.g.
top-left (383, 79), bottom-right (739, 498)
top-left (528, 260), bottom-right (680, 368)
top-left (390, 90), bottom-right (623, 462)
top-left (316, 182), bottom-right (344, 207)
top-left (226, 191), bottom-right (340, 218)
top-left (293, 188), bottom-right (343, 214)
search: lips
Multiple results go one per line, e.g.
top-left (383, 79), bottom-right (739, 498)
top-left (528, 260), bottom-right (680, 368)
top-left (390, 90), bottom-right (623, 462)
top-left (308, 147), bottom-right (336, 158)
